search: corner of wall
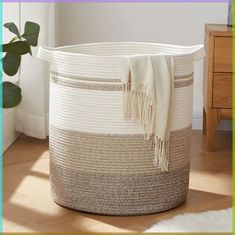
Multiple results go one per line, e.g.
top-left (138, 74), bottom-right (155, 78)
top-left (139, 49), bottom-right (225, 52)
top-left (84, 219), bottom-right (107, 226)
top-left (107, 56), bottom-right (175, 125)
top-left (3, 108), bottom-right (20, 153)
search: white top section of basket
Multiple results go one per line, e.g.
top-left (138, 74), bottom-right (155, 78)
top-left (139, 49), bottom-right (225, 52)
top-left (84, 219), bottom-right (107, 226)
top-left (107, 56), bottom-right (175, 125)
top-left (38, 42), bottom-right (205, 79)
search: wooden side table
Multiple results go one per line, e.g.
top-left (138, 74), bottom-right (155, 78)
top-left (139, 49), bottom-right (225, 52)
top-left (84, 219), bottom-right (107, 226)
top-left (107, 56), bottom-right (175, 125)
top-left (203, 24), bottom-right (232, 151)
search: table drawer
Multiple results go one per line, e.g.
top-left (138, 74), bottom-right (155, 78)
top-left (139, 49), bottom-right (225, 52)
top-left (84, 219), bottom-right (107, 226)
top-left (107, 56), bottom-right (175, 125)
top-left (214, 37), bottom-right (232, 72)
top-left (213, 73), bottom-right (232, 108)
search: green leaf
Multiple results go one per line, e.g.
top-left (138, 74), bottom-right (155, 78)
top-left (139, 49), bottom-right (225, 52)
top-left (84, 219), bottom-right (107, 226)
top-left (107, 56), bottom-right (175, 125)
top-left (4, 22), bottom-right (21, 38)
top-left (2, 41), bottom-right (31, 55)
top-left (28, 42), bottom-right (32, 56)
top-left (3, 53), bottom-right (21, 76)
top-left (3, 81), bottom-right (22, 108)
top-left (22, 21), bottom-right (40, 46)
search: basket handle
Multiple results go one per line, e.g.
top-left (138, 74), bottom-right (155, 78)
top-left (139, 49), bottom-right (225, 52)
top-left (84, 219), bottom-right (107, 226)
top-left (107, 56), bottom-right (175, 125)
top-left (37, 46), bottom-right (55, 62)
top-left (191, 44), bottom-right (205, 62)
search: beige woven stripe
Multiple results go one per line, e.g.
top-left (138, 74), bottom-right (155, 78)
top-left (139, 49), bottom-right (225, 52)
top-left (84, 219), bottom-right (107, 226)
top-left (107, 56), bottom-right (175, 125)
top-left (50, 125), bottom-right (191, 174)
top-left (51, 75), bottom-right (122, 91)
top-left (174, 76), bottom-right (193, 88)
top-left (50, 162), bottom-right (189, 215)
top-left (51, 70), bottom-right (194, 82)
top-left (51, 71), bottom-right (121, 82)
top-left (50, 126), bottom-right (191, 215)
top-left (51, 74), bottom-right (193, 91)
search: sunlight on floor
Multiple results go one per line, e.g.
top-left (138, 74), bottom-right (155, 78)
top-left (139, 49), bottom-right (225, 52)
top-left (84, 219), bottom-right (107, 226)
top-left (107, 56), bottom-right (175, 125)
top-left (189, 170), bottom-right (232, 196)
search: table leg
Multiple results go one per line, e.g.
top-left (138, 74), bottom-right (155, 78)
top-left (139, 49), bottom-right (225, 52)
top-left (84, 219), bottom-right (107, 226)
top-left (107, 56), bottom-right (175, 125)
top-left (205, 108), bottom-right (219, 151)
top-left (203, 108), bottom-right (206, 134)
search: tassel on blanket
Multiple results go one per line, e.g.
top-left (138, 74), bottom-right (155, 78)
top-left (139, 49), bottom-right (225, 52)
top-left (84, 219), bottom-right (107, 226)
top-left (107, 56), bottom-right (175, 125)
top-left (123, 84), bottom-right (170, 171)
top-left (121, 54), bottom-right (174, 172)
top-left (154, 138), bottom-right (169, 171)
top-left (123, 87), bottom-right (155, 140)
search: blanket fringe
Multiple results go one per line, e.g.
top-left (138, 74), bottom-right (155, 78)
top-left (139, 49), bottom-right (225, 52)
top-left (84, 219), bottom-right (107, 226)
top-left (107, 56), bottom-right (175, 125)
top-left (123, 84), bottom-right (155, 139)
top-left (154, 138), bottom-right (169, 171)
top-left (123, 83), bottom-right (169, 171)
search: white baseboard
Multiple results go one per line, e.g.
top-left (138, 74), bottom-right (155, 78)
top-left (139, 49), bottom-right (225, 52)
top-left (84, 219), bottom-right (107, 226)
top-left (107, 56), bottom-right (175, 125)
top-left (192, 112), bottom-right (232, 131)
top-left (3, 108), bottom-right (20, 153)
top-left (192, 112), bottom-right (203, 130)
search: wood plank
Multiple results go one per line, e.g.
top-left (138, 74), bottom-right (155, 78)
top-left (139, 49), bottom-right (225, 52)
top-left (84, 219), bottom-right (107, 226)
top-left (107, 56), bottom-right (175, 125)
top-left (205, 108), bottom-right (220, 151)
top-left (203, 31), bottom-right (214, 108)
top-left (205, 24), bottom-right (232, 37)
top-left (213, 73), bottom-right (232, 109)
top-left (220, 109), bottom-right (232, 119)
top-left (214, 37), bottom-right (232, 72)
top-left (203, 24), bottom-right (232, 151)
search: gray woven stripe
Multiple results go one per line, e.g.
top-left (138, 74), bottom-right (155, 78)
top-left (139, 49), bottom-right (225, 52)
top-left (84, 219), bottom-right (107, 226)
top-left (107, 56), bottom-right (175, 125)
top-left (50, 162), bottom-right (189, 215)
top-left (51, 74), bottom-right (193, 91)
top-left (50, 126), bottom-right (191, 174)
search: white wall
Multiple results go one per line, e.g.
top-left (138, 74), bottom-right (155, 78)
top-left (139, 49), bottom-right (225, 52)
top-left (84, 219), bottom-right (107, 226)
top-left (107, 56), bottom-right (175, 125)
top-left (2, 2), bottom-right (20, 152)
top-left (3, 2), bottom-right (55, 151)
top-left (3, 2), bottom-right (20, 83)
top-left (3, 3), bottom-right (20, 42)
top-left (57, 2), bottom-right (230, 130)
top-left (15, 3), bottom-right (55, 139)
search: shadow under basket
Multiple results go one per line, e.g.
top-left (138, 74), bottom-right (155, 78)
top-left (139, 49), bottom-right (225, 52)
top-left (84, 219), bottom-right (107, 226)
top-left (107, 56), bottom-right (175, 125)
top-left (38, 42), bottom-right (204, 215)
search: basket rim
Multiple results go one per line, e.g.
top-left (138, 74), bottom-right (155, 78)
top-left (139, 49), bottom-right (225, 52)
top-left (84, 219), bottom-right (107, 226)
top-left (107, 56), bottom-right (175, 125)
top-left (38, 41), bottom-right (204, 61)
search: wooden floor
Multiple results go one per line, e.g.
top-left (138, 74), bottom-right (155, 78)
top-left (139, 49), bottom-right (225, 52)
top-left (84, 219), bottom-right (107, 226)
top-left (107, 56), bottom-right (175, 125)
top-left (3, 130), bottom-right (232, 232)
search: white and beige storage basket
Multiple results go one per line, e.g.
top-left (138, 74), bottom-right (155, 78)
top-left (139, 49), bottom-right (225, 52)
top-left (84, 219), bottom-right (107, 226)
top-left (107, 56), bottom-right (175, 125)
top-left (38, 42), bottom-right (204, 215)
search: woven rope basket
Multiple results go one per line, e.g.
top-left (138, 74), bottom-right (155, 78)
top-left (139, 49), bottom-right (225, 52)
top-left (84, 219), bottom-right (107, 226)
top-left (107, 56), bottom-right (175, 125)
top-left (38, 42), bottom-right (204, 215)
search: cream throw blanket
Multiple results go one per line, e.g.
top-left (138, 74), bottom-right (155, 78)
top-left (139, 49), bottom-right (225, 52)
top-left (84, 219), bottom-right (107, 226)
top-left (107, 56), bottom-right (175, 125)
top-left (121, 54), bottom-right (175, 171)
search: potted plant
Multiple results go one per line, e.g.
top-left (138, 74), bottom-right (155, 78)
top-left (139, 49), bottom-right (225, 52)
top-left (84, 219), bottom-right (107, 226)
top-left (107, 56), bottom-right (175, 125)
top-left (2, 21), bottom-right (40, 108)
